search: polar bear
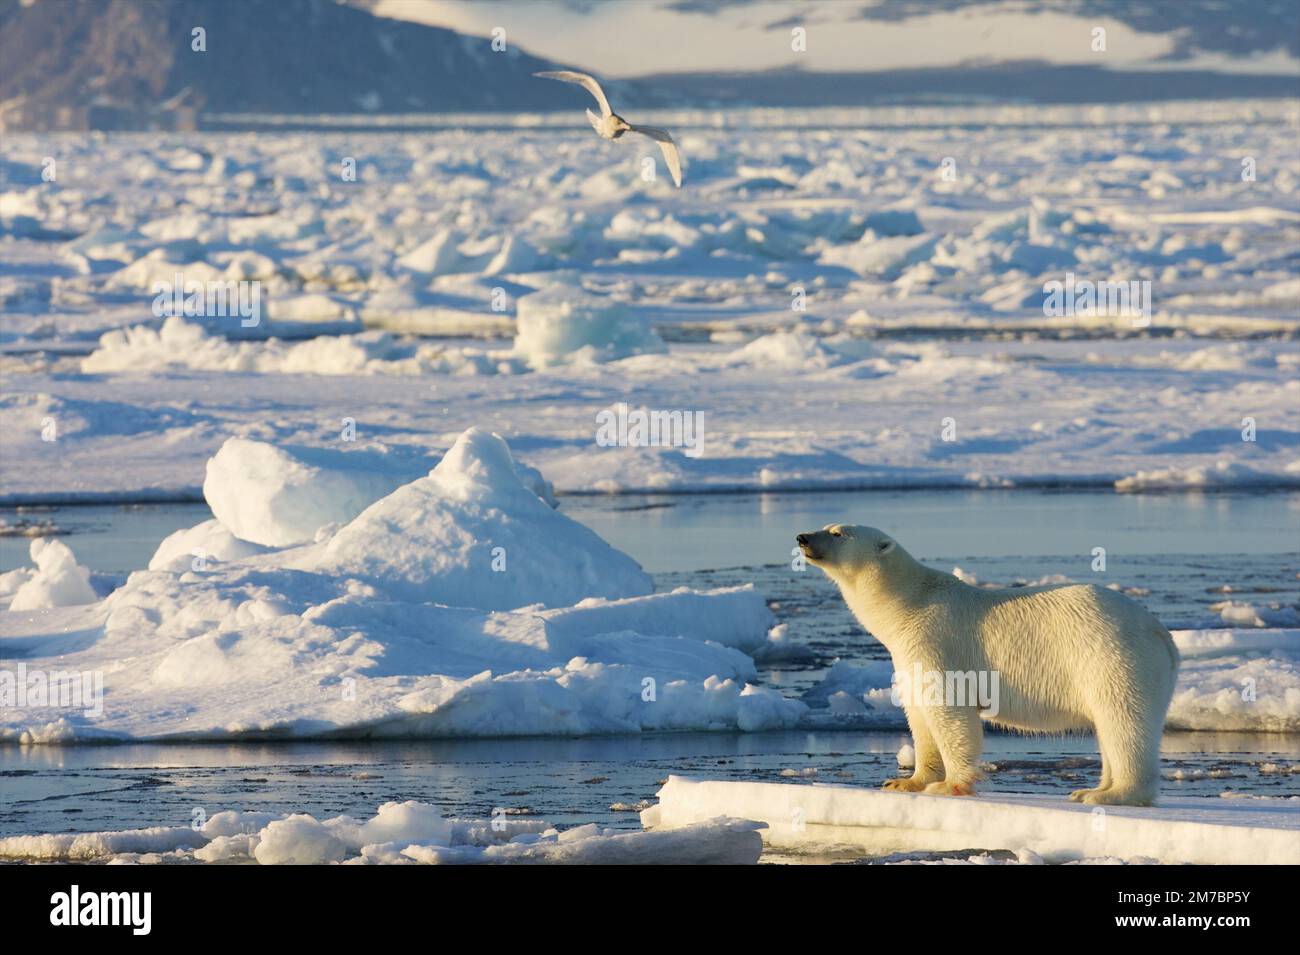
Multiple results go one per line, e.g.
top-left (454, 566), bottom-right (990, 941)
top-left (797, 524), bottom-right (1179, 806)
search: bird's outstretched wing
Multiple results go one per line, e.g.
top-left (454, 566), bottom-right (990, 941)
top-left (534, 70), bottom-right (612, 118)
top-left (630, 125), bottom-right (683, 187)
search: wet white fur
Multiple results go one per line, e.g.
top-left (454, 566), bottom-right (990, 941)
top-left (805, 524), bottom-right (1179, 805)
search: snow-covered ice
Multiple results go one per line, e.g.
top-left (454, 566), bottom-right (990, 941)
top-left (641, 775), bottom-right (1300, 865)
top-left (0, 428), bottom-right (806, 742)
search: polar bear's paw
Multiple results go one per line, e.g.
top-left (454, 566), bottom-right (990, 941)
top-left (1080, 787), bottom-right (1155, 807)
top-left (924, 780), bottom-right (976, 797)
top-left (882, 777), bottom-right (929, 792)
top-left (1069, 787), bottom-right (1107, 802)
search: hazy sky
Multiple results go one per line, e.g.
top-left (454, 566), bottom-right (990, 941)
top-left (370, 0), bottom-right (1299, 77)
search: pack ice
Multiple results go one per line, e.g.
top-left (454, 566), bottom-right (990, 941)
top-left (4, 104), bottom-right (1298, 502)
top-left (0, 800), bottom-right (766, 866)
top-left (0, 427), bottom-right (803, 742)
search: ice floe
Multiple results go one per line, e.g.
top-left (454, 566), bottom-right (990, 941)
top-left (641, 776), bottom-right (1300, 865)
top-left (0, 428), bottom-right (805, 742)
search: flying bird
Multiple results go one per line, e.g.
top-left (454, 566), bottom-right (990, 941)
top-left (534, 71), bottom-right (683, 187)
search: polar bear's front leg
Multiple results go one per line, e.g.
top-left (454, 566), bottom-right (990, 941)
top-left (922, 706), bottom-right (983, 796)
top-left (883, 704), bottom-right (946, 792)
top-left (1069, 743), bottom-right (1113, 802)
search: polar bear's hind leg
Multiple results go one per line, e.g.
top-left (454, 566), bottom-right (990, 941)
top-left (1079, 700), bottom-right (1163, 806)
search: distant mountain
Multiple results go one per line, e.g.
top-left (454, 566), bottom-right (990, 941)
top-left (0, 0), bottom-right (631, 129)
top-left (1, 0), bottom-right (1294, 132)
top-left (641, 61), bottom-right (1300, 108)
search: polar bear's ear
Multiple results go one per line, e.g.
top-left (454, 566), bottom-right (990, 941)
top-left (877, 539), bottom-right (895, 554)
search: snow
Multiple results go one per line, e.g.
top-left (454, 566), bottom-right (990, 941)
top-left (642, 776), bottom-right (1300, 865)
top-left (6, 538), bottom-right (97, 611)
top-left (0, 800), bottom-right (763, 865)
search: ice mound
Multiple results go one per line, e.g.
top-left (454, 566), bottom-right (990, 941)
top-left (1167, 629), bottom-right (1300, 733)
top-left (148, 518), bottom-right (267, 571)
top-left (82, 317), bottom-right (512, 377)
top-left (397, 229), bottom-right (464, 275)
top-left (203, 439), bottom-right (423, 547)
top-left (0, 428), bottom-right (807, 741)
top-left (483, 234), bottom-right (542, 276)
top-left (305, 428), bottom-right (653, 608)
top-left (0, 801), bottom-right (763, 865)
top-left (799, 659), bottom-right (901, 725)
top-left (7, 539), bottom-right (97, 611)
top-left (1211, 601), bottom-right (1300, 629)
top-left (819, 232), bottom-right (939, 279)
top-left (513, 286), bottom-right (665, 369)
top-left (112, 251), bottom-right (227, 291)
top-left (264, 293), bottom-right (359, 331)
top-left (1115, 460), bottom-right (1288, 491)
top-left (82, 317), bottom-right (253, 373)
top-left (254, 815), bottom-right (351, 864)
top-left (725, 331), bottom-right (877, 371)
top-left (398, 817), bottom-right (764, 865)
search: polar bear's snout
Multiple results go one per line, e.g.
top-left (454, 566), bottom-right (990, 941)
top-left (797, 524), bottom-right (889, 565)
top-left (796, 530), bottom-right (830, 561)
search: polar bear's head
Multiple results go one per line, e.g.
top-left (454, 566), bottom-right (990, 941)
top-left (796, 524), bottom-right (897, 578)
